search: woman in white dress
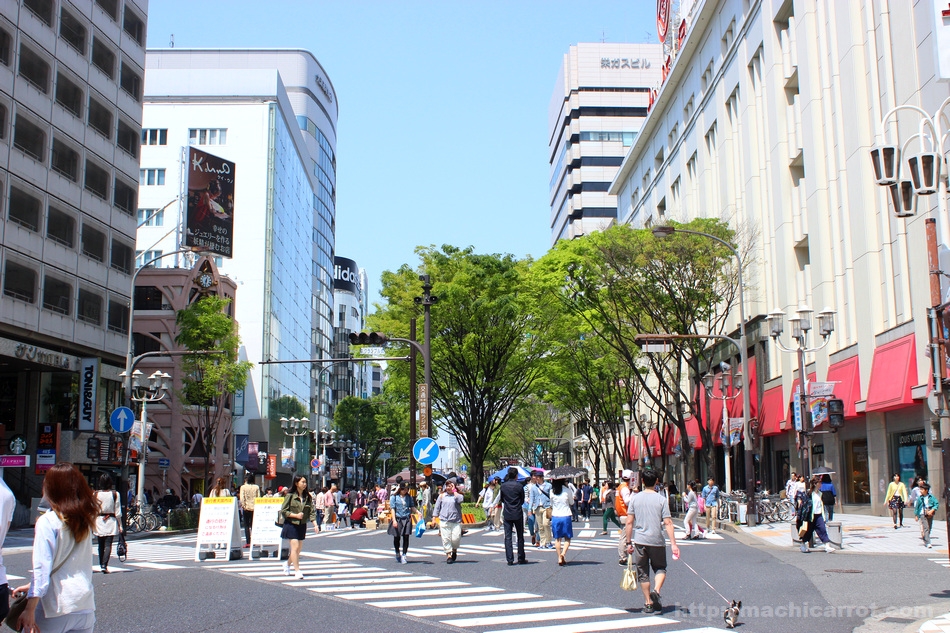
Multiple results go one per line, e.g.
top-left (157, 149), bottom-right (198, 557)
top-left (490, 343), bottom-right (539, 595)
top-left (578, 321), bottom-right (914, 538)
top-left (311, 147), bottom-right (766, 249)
top-left (93, 473), bottom-right (122, 573)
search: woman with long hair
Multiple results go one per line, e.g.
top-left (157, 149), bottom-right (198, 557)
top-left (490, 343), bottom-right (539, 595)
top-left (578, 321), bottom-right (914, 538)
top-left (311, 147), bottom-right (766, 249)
top-left (885, 473), bottom-right (908, 529)
top-left (14, 463), bottom-right (98, 633)
top-left (388, 481), bottom-right (417, 564)
top-left (209, 477), bottom-right (230, 498)
top-left (682, 480), bottom-right (703, 540)
top-left (798, 477), bottom-right (835, 554)
top-left (93, 473), bottom-right (122, 573)
top-left (550, 478), bottom-right (574, 566)
top-left (279, 475), bottom-right (315, 579)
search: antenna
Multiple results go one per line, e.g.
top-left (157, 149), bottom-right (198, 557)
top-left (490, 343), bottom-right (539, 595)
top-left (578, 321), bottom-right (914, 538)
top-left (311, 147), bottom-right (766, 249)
top-left (169, 34), bottom-right (174, 48)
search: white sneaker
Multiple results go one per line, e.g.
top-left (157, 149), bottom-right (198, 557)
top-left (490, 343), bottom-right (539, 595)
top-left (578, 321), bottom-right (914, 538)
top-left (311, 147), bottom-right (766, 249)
top-left (294, 571), bottom-right (304, 579)
top-left (824, 543), bottom-right (834, 553)
top-left (282, 561), bottom-right (290, 575)
top-left (927, 544), bottom-right (933, 548)
top-left (400, 555), bottom-right (408, 564)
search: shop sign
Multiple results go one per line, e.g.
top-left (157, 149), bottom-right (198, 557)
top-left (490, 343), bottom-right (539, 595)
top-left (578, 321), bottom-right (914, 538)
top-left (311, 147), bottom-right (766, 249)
top-left (8, 341), bottom-right (74, 370)
top-left (36, 424), bottom-right (56, 474)
top-left (78, 358), bottom-right (99, 431)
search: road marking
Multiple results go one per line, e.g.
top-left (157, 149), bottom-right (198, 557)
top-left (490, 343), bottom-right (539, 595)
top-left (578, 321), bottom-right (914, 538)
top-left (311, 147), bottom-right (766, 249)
top-left (483, 615), bottom-right (678, 633)
top-left (324, 549), bottom-right (389, 559)
top-left (315, 580), bottom-right (469, 593)
top-left (402, 598), bottom-right (580, 617)
top-left (289, 575), bottom-right (439, 588)
top-left (367, 592), bottom-right (542, 608)
top-left (125, 562), bottom-right (183, 570)
top-left (357, 548), bottom-right (433, 558)
top-left (335, 586), bottom-right (502, 600)
top-left (300, 551), bottom-right (351, 561)
top-left (441, 606), bottom-right (627, 627)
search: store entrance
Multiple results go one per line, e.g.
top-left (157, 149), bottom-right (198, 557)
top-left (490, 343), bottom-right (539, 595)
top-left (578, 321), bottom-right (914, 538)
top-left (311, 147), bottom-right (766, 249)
top-left (844, 439), bottom-right (870, 504)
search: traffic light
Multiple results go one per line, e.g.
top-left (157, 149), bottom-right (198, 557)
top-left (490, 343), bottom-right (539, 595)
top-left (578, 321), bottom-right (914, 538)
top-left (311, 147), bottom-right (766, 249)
top-left (348, 331), bottom-right (388, 345)
top-left (828, 399), bottom-right (845, 430)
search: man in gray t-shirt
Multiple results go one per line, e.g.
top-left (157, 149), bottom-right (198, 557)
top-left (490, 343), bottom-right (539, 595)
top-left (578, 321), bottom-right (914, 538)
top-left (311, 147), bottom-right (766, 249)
top-left (624, 470), bottom-right (679, 614)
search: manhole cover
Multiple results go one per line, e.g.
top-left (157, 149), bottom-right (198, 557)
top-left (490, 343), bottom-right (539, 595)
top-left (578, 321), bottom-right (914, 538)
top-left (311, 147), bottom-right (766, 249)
top-left (826, 569), bottom-right (863, 574)
top-left (881, 617), bottom-right (914, 624)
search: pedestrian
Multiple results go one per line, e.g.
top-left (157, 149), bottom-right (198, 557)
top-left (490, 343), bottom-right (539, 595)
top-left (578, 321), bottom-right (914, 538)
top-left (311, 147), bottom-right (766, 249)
top-left (784, 472), bottom-right (798, 501)
top-left (700, 477), bottom-right (720, 535)
top-left (13, 463), bottom-right (97, 633)
top-left (481, 480), bottom-right (500, 531)
top-left (530, 471), bottom-right (554, 549)
top-left (909, 477), bottom-right (924, 508)
top-left (238, 473), bottom-right (260, 547)
top-left (623, 469), bottom-right (680, 614)
top-left (191, 489), bottom-right (203, 508)
top-left (615, 470), bottom-right (635, 565)
top-left (500, 466), bottom-right (528, 565)
top-left (323, 485), bottom-right (337, 528)
top-left (914, 482), bottom-right (939, 548)
top-left (591, 481), bottom-right (601, 515)
top-left (388, 482), bottom-right (417, 563)
top-left (525, 474), bottom-right (540, 546)
top-left (885, 473), bottom-right (908, 529)
top-left (798, 477), bottom-right (835, 553)
top-left (94, 473), bottom-right (122, 573)
top-left (337, 497), bottom-right (349, 528)
top-left (551, 478), bottom-right (574, 566)
top-left (417, 482), bottom-right (433, 525)
top-left (682, 480), bottom-right (703, 539)
top-left (819, 474), bottom-right (837, 522)
top-left (434, 479), bottom-right (463, 563)
top-left (350, 505), bottom-right (368, 528)
top-left (313, 486), bottom-right (327, 531)
top-left (0, 476), bottom-right (14, 622)
top-left (570, 479), bottom-right (580, 521)
top-left (601, 481), bottom-right (623, 535)
top-left (580, 479), bottom-right (593, 520)
top-left (209, 477), bottom-right (230, 498)
top-left (279, 475), bottom-right (316, 579)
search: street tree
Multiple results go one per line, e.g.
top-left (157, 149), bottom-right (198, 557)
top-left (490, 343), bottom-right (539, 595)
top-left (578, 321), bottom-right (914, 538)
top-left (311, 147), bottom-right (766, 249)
top-left (175, 294), bottom-right (253, 490)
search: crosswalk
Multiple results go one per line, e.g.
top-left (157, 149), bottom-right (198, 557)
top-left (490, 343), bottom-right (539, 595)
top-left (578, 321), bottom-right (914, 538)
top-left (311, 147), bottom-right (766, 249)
top-left (91, 536), bottom-right (197, 572)
top-left (204, 557), bottom-right (719, 632)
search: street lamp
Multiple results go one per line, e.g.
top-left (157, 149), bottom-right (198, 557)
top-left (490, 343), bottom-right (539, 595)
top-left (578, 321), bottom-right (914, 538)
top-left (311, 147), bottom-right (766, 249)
top-left (317, 428), bottom-right (336, 488)
top-left (702, 366), bottom-right (743, 493)
top-left (279, 416), bottom-right (310, 474)
top-left (766, 304), bottom-right (836, 482)
top-left (121, 369), bottom-right (171, 508)
top-left (379, 437), bottom-right (394, 484)
top-left (333, 439), bottom-right (356, 490)
top-left (651, 225), bottom-right (757, 524)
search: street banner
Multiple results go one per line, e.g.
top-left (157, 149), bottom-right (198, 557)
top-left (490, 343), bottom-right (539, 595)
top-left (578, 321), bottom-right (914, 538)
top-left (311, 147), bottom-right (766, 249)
top-left (280, 448), bottom-right (294, 470)
top-left (793, 387), bottom-right (803, 432)
top-left (720, 418), bottom-right (743, 446)
top-left (249, 496), bottom-right (285, 556)
top-left (128, 421), bottom-right (153, 453)
top-left (195, 497), bottom-right (242, 562)
top-left (266, 454), bottom-right (277, 479)
top-left (808, 381), bottom-right (836, 428)
top-left (247, 441), bottom-right (259, 473)
top-left (184, 147), bottom-right (235, 258)
top-left (78, 358), bottom-right (99, 431)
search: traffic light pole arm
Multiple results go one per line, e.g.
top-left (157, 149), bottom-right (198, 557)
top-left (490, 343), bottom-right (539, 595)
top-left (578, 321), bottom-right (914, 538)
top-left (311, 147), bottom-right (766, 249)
top-left (259, 356), bottom-right (411, 365)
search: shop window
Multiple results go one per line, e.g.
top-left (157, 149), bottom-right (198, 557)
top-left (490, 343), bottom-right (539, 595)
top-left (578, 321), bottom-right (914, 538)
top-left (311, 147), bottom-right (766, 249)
top-left (894, 430), bottom-right (928, 483)
top-left (84, 159), bottom-right (109, 199)
top-left (3, 260), bottom-right (36, 303)
top-left (13, 115), bottom-right (46, 161)
top-left (18, 44), bottom-right (50, 93)
top-left (844, 439), bottom-right (870, 504)
top-left (87, 97), bottom-right (112, 139)
top-left (9, 186), bottom-right (41, 232)
top-left (50, 137), bottom-right (79, 181)
top-left (47, 206), bottom-right (75, 247)
top-left (80, 224), bottom-right (106, 262)
top-left (42, 276), bottom-right (71, 315)
top-left (108, 299), bottom-right (128, 333)
top-left (77, 288), bottom-right (102, 325)
top-left (55, 73), bottom-right (83, 117)
top-left (59, 7), bottom-right (86, 54)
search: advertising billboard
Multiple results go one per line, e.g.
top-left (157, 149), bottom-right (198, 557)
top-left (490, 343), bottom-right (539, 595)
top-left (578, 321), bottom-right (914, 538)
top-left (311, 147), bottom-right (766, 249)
top-left (185, 147), bottom-right (235, 257)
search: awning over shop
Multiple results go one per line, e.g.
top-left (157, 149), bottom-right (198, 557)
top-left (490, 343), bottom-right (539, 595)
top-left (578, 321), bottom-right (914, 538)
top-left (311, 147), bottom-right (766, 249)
top-left (700, 382), bottom-right (725, 446)
top-left (758, 385), bottom-right (785, 436)
top-left (865, 333), bottom-right (917, 412)
top-left (826, 356), bottom-right (862, 418)
top-left (629, 427), bottom-right (663, 460)
top-left (785, 372), bottom-right (817, 429)
top-left (663, 424), bottom-right (680, 455)
top-left (727, 356), bottom-right (759, 419)
top-left (685, 415), bottom-right (703, 450)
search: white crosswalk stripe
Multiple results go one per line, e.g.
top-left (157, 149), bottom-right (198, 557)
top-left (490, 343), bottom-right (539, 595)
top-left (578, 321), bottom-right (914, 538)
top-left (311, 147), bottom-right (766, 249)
top-left (99, 541), bottom-right (195, 563)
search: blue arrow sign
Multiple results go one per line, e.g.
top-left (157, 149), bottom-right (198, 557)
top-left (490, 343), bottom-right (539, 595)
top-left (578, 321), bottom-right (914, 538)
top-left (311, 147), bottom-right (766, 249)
top-left (412, 438), bottom-right (440, 465)
top-left (158, 458), bottom-right (170, 469)
top-left (110, 407), bottom-right (135, 433)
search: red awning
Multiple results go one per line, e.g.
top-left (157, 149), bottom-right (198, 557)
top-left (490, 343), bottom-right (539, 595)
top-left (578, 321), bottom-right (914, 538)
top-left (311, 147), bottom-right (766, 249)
top-left (727, 356), bottom-right (759, 419)
top-left (785, 372), bottom-right (817, 429)
top-left (866, 333), bottom-right (917, 412)
top-left (663, 424), bottom-right (680, 455)
top-left (758, 385), bottom-right (785, 436)
top-left (630, 428), bottom-right (663, 460)
top-left (685, 415), bottom-right (703, 450)
top-left (700, 382), bottom-right (725, 446)
top-left (825, 356), bottom-right (862, 419)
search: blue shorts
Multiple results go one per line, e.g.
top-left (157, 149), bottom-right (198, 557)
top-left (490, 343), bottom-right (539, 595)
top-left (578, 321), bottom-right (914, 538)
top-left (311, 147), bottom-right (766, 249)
top-left (551, 516), bottom-right (573, 540)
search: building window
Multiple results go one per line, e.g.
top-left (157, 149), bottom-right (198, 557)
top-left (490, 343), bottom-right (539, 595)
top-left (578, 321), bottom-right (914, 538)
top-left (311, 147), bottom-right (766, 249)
top-left (18, 44), bottom-right (50, 93)
top-left (23, 0), bottom-right (53, 27)
top-left (139, 169), bottom-right (165, 186)
top-left (137, 209), bottom-right (163, 227)
top-left (113, 178), bottom-right (135, 215)
top-left (141, 129), bottom-right (167, 145)
top-left (189, 128), bottom-right (227, 145)
top-left (77, 288), bottom-right (102, 325)
top-left (119, 63), bottom-right (141, 101)
top-left (47, 206), bottom-right (75, 247)
top-left (81, 224), bottom-right (106, 262)
top-left (135, 250), bottom-right (162, 268)
top-left (59, 8), bottom-right (86, 54)
top-left (110, 239), bottom-right (132, 274)
top-left (108, 299), bottom-right (129, 333)
top-left (13, 115), bottom-right (46, 162)
top-left (87, 97), bottom-right (113, 139)
top-left (84, 160), bottom-right (109, 200)
top-left (0, 28), bottom-right (11, 66)
top-left (9, 186), bottom-right (40, 231)
top-left (42, 276), bottom-right (71, 315)
top-left (91, 38), bottom-right (115, 79)
top-left (55, 73), bottom-right (83, 117)
top-left (116, 119), bottom-right (138, 157)
top-left (94, 0), bottom-right (119, 21)
top-left (122, 6), bottom-right (145, 46)
top-left (3, 261), bottom-right (36, 303)
top-left (0, 103), bottom-right (5, 139)
top-left (50, 137), bottom-right (79, 181)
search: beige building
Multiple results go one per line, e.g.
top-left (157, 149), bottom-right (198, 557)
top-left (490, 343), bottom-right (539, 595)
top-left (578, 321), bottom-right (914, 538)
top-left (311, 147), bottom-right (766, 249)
top-left (612, 0), bottom-right (948, 514)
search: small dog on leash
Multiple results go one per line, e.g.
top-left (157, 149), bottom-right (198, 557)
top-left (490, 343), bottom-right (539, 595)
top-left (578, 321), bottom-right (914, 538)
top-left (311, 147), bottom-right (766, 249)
top-left (723, 600), bottom-right (741, 628)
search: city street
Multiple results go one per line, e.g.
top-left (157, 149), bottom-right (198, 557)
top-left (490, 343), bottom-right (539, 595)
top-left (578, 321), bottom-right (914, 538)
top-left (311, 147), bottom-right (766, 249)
top-left (3, 518), bottom-right (946, 633)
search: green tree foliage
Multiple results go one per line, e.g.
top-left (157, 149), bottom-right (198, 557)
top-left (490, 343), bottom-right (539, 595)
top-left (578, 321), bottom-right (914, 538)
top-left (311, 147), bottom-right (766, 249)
top-left (371, 245), bottom-right (548, 493)
top-left (175, 294), bottom-right (253, 489)
top-left (488, 398), bottom-right (571, 470)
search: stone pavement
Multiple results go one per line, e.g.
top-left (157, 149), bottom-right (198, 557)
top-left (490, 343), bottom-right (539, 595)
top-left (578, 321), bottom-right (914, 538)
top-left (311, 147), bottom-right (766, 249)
top-left (736, 512), bottom-right (948, 555)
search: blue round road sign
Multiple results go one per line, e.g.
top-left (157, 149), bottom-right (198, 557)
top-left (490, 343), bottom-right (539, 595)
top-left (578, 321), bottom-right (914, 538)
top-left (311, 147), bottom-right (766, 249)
top-left (110, 407), bottom-right (135, 433)
top-left (412, 438), bottom-right (440, 465)
top-left (311, 457), bottom-right (321, 469)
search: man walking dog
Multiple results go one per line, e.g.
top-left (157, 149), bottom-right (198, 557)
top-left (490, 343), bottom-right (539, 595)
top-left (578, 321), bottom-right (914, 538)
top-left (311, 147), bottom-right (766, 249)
top-left (624, 469), bottom-right (680, 614)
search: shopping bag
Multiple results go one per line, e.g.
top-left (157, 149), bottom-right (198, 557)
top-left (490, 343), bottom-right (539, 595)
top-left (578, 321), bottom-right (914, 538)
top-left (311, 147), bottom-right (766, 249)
top-left (413, 518), bottom-right (426, 538)
top-left (621, 554), bottom-right (638, 591)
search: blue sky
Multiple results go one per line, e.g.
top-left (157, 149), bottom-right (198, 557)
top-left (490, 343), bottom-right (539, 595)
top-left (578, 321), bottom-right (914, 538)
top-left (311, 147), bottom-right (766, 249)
top-left (145, 1), bottom-right (657, 305)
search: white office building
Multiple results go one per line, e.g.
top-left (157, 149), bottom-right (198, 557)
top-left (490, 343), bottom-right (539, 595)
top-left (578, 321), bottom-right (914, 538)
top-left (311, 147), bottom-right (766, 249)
top-left (611, 0), bottom-right (949, 513)
top-left (548, 43), bottom-right (663, 244)
top-left (138, 49), bottom-right (337, 473)
top-left (330, 255), bottom-right (370, 410)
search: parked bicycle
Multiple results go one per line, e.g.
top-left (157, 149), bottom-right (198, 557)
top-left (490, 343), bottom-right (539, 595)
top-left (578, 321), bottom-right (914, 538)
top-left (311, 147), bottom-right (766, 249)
top-left (125, 502), bottom-right (162, 533)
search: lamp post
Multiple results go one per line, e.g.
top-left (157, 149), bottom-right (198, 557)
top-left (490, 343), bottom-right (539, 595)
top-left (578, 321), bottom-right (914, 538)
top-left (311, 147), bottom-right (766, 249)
top-left (333, 439), bottom-right (356, 490)
top-left (279, 416), bottom-right (310, 475)
top-left (121, 369), bottom-right (171, 508)
top-left (317, 428), bottom-right (336, 488)
top-left (379, 437), bottom-right (394, 484)
top-left (702, 367), bottom-right (743, 493)
top-left (651, 225), bottom-right (757, 524)
top-left (766, 305), bottom-right (836, 483)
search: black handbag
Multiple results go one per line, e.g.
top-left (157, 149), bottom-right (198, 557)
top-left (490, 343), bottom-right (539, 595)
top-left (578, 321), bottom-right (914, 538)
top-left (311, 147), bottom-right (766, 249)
top-left (116, 531), bottom-right (127, 562)
top-left (4, 592), bottom-right (27, 631)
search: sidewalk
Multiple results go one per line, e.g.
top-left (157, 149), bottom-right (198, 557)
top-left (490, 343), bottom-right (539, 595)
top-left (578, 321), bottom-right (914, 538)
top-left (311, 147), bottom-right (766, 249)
top-left (735, 512), bottom-right (947, 555)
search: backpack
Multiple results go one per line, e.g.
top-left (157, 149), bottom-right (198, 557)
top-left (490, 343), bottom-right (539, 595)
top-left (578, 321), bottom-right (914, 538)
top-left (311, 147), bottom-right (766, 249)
top-left (614, 483), bottom-right (629, 517)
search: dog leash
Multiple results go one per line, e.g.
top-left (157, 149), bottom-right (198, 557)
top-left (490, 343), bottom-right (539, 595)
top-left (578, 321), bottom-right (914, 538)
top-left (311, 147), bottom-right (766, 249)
top-left (679, 557), bottom-right (732, 605)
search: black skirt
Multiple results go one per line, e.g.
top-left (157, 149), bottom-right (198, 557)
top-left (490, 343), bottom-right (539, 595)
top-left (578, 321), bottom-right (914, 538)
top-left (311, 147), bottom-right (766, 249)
top-left (388, 517), bottom-right (413, 537)
top-left (281, 521), bottom-right (307, 540)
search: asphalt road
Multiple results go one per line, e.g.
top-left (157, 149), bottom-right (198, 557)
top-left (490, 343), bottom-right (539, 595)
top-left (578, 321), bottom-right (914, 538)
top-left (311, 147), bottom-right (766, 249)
top-left (2, 521), bottom-right (947, 633)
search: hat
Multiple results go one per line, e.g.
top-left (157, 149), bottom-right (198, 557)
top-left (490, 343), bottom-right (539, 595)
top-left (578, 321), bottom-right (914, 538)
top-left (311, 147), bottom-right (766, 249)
top-left (621, 469), bottom-right (634, 480)
top-left (278, 486), bottom-right (287, 493)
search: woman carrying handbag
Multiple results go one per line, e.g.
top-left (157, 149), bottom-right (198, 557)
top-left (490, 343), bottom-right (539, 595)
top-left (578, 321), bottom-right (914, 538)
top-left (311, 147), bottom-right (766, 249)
top-left (93, 474), bottom-right (122, 573)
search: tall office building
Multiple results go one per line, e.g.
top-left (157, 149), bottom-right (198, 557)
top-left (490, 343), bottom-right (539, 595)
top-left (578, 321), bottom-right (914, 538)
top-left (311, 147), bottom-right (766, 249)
top-left (330, 256), bottom-right (369, 409)
top-left (138, 49), bottom-right (337, 478)
top-left (548, 43), bottom-right (662, 244)
top-left (0, 0), bottom-right (148, 498)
